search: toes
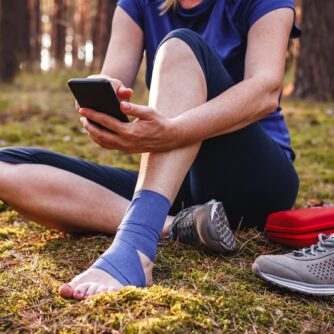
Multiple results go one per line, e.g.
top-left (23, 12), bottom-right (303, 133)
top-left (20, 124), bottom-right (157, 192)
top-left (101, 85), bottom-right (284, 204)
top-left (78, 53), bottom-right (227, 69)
top-left (95, 285), bottom-right (109, 295)
top-left (59, 268), bottom-right (126, 301)
top-left (59, 283), bottom-right (75, 299)
top-left (108, 286), bottom-right (120, 293)
top-left (59, 277), bottom-right (83, 299)
top-left (73, 283), bottom-right (91, 301)
top-left (84, 283), bottom-right (101, 299)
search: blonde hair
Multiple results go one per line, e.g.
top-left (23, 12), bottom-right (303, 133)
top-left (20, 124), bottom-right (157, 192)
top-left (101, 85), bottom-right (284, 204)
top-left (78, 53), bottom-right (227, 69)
top-left (160, 0), bottom-right (178, 14)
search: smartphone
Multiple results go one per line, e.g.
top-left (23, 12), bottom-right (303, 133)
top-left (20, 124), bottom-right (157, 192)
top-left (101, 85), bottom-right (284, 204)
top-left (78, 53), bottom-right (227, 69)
top-left (67, 78), bottom-right (129, 123)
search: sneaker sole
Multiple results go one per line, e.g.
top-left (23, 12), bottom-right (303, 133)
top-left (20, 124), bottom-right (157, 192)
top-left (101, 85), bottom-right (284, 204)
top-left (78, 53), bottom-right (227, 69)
top-left (252, 263), bottom-right (334, 296)
top-left (207, 202), bottom-right (237, 253)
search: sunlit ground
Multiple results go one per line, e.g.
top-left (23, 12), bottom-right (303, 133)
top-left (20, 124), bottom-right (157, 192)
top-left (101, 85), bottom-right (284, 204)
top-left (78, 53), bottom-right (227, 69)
top-left (0, 70), bottom-right (333, 333)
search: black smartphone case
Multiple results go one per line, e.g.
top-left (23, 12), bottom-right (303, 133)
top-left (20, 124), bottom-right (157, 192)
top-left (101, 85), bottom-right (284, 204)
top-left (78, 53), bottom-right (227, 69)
top-left (68, 78), bottom-right (129, 122)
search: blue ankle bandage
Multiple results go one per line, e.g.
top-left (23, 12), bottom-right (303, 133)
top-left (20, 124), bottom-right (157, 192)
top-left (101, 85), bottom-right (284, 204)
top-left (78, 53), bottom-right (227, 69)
top-left (92, 190), bottom-right (170, 286)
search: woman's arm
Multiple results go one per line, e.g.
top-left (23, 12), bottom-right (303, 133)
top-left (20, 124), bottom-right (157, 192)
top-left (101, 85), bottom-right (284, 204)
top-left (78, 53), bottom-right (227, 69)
top-left (79, 8), bottom-right (294, 153)
top-left (173, 8), bottom-right (294, 145)
top-left (79, 7), bottom-right (143, 109)
top-left (99, 7), bottom-right (144, 88)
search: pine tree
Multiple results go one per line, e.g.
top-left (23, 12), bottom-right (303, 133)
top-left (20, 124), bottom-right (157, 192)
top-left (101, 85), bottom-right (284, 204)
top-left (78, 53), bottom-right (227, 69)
top-left (0, 0), bottom-right (28, 81)
top-left (92, 0), bottom-right (116, 70)
top-left (51, 0), bottom-right (67, 67)
top-left (294, 1), bottom-right (334, 101)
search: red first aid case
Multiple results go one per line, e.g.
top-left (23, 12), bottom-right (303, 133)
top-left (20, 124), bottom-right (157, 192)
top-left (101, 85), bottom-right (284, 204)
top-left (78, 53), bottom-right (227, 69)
top-left (265, 207), bottom-right (334, 248)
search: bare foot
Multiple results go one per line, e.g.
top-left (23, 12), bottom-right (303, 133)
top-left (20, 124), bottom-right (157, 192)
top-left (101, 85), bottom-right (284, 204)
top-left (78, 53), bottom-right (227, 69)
top-left (59, 251), bottom-right (153, 300)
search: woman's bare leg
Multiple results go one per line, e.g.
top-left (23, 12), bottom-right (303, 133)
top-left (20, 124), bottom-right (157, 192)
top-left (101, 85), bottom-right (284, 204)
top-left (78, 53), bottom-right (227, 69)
top-left (0, 162), bottom-right (127, 232)
top-left (59, 37), bottom-right (207, 299)
top-left (0, 161), bottom-right (175, 236)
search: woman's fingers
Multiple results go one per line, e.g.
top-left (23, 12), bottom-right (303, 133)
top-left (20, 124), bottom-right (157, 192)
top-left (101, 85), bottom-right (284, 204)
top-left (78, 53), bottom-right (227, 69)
top-left (117, 84), bottom-right (133, 100)
top-left (79, 103), bottom-right (175, 153)
top-left (78, 100), bottom-right (170, 153)
top-left (80, 118), bottom-right (126, 150)
top-left (80, 117), bottom-right (117, 146)
top-left (120, 102), bottom-right (153, 120)
top-left (79, 108), bottom-right (127, 134)
top-left (75, 100), bottom-right (80, 112)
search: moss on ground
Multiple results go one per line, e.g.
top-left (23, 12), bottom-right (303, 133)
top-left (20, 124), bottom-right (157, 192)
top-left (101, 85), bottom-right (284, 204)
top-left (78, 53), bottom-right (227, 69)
top-left (0, 71), bottom-right (334, 333)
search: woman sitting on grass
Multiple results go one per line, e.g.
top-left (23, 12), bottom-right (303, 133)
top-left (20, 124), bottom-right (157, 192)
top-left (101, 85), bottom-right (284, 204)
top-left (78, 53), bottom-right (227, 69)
top-left (0, 0), bottom-right (300, 300)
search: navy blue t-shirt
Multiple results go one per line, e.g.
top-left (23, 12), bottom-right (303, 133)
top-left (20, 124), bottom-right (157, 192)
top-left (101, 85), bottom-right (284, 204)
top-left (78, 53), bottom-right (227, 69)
top-left (117, 0), bottom-right (301, 160)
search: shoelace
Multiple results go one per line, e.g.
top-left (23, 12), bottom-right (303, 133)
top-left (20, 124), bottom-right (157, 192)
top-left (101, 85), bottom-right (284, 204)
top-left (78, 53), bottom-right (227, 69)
top-left (170, 207), bottom-right (199, 244)
top-left (293, 233), bottom-right (334, 257)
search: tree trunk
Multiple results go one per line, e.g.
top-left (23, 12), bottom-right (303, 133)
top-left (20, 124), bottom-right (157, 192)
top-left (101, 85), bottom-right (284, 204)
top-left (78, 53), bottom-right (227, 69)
top-left (0, 0), bottom-right (26, 81)
top-left (72, 0), bottom-right (90, 69)
top-left (19, 0), bottom-right (31, 63)
top-left (27, 0), bottom-right (41, 69)
top-left (294, 1), bottom-right (334, 101)
top-left (92, 0), bottom-right (116, 70)
top-left (51, 0), bottom-right (67, 67)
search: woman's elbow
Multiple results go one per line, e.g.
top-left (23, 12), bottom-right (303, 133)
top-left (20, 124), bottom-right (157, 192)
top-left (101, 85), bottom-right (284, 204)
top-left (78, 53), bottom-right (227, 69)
top-left (260, 77), bottom-right (283, 116)
top-left (266, 94), bottom-right (280, 114)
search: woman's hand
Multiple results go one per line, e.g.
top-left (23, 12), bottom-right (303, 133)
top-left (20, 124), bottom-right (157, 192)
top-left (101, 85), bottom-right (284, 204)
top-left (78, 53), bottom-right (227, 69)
top-left (79, 102), bottom-right (180, 154)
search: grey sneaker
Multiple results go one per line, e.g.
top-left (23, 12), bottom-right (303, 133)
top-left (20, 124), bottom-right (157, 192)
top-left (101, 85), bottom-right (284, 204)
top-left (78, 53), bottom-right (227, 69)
top-left (252, 233), bottom-right (334, 295)
top-left (170, 200), bottom-right (237, 254)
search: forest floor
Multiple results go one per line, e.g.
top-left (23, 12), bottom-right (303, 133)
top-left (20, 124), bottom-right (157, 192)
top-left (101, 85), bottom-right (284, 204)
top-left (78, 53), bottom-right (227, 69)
top-left (0, 71), bottom-right (334, 334)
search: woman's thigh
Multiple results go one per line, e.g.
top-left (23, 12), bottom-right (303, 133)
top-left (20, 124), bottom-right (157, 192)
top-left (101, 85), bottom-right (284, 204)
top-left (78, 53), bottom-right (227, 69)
top-left (0, 146), bottom-right (188, 215)
top-left (189, 123), bottom-right (299, 229)
top-left (0, 146), bottom-right (138, 200)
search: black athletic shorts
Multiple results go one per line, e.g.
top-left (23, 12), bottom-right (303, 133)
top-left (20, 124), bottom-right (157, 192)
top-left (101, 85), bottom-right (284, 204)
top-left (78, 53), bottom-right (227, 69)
top-left (0, 29), bottom-right (299, 229)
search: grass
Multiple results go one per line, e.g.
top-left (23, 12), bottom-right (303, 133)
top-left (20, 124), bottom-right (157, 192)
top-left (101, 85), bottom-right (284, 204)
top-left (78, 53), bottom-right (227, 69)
top-left (0, 70), bottom-right (334, 333)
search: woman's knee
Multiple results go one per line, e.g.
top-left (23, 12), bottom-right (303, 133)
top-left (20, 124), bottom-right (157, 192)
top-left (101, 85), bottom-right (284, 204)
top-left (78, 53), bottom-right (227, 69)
top-left (153, 31), bottom-right (207, 95)
top-left (155, 29), bottom-right (203, 68)
top-left (156, 39), bottom-right (193, 69)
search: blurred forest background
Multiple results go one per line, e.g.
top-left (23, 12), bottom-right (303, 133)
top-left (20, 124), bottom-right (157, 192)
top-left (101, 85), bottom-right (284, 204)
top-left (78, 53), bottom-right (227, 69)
top-left (0, 1), bottom-right (334, 333)
top-left (0, 0), bottom-right (333, 101)
top-left (0, 0), bottom-right (115, 77)
top-left (0, 0), bottom-right (150, 168)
